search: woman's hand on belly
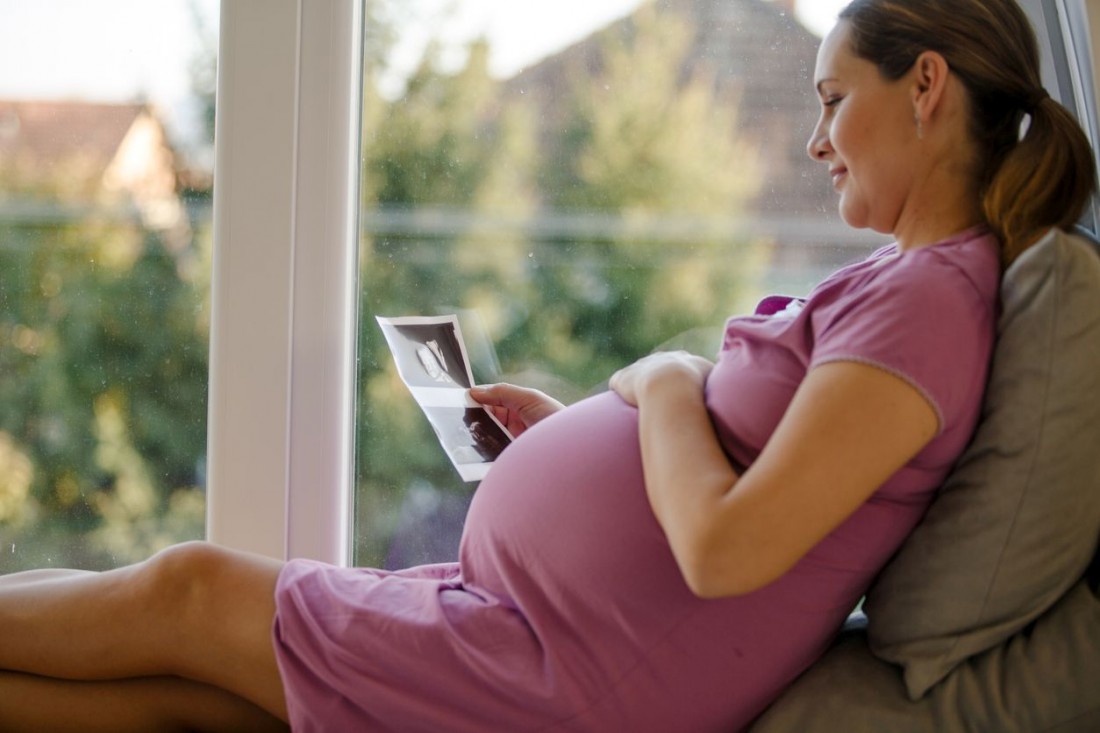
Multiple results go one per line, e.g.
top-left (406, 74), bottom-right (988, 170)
top-left (609, 351), bottom-right (714, 406)
top-left (469, 383), bottom-right (566, 437)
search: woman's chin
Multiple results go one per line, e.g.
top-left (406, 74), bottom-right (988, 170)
top-left (837, 202), bottom-right (888, 235)
top-left (837, 205), bottom-right (866, 231)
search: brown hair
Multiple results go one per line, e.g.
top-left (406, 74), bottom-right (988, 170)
top-left (839, 0), bottom-right (1097, 264)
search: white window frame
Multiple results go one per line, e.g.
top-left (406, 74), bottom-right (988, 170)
top-left (1027, 0), bottom-right (1100, 232)
top-left (206, 0), bottom-right (362, 564)
top-left (202, 0), bottom-right (1100, 567)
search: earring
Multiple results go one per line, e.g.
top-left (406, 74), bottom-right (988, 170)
top-left (915, 114), bottom-right (924, 140)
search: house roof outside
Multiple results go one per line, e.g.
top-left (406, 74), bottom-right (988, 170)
top-left (503, 0), bottom-right (887, 278)
top-left (669, 0), bottom-right (829, 216)
top-left (0, 100), bottom-right (146, 181)
top-left (0, 99), bottom-right (190, 244)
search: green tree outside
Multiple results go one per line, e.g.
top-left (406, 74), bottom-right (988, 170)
top-left (0, 198), bottom-right (209, 570)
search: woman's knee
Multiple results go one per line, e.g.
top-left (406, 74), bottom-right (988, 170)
top-left (140, 540), bottom-right (282, 641)
top-left (139, 541), bottom-right (243, 628)
top-left (138, 541), bottom-right (286, 714)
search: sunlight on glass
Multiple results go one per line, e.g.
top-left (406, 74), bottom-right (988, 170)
top-left (383, 0), bottom-right (849, 92)
top-left (0, 1), bottom-right (218, 571)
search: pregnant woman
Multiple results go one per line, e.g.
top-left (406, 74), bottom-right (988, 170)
top-left (0, 1), bottom-right (1095, 731)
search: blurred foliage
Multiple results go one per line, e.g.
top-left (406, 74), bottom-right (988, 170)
top-left (0, 11), bottom-right (213, 570)
top-left (0, 203), bottom-right (209, 570)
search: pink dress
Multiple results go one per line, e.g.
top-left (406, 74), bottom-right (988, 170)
top-left (273, 228), bottom-right (1001, 732)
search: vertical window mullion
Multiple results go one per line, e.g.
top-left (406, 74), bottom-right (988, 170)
top-left (286, 0), bottom-right (363, 565)
top-left (207, 0), bottom-right (361, 564)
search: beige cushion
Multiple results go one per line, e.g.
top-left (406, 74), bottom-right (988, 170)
top-left (749, 230), bottom-right (1100, 729)
top-left (750, 578), bottom-right (1100, 733)
top-left (861, 228), bottom-right (1100, 698)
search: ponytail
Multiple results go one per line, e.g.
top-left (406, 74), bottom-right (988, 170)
top-left (983, 95), bottom-right (1097, 264)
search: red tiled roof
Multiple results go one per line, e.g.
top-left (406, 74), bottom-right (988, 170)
top-left (0, 100), bottom-right (145, 168)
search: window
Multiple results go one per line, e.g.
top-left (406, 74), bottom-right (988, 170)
top-left (24, 0), bottom-right (1093, 568)
top-left (0, 0), bottom-right (218, 571)
top-left (351, 0), bottom-right (885, 568)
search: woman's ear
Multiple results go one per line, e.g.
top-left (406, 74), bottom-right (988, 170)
top-left (912, 50), bottom-right (950, 124)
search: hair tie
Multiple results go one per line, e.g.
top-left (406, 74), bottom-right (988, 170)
top-left (1024, 87), bottom-right (1049, 112)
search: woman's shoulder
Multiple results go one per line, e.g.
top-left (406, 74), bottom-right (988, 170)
top-left (891, 230), bottom-right (1002, 331)
top-left (896, 227), bottom-right (1001, 296)
top-left (816, 227), bottom-right (1000, 311)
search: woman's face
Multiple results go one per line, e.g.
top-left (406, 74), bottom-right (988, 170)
top-left (807, 22), bottom-right (919, 234)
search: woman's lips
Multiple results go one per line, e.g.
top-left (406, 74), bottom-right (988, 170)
top-left (830, 167), bottom-right (847, 188)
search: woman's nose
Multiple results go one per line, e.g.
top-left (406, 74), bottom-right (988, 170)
top-left (806, 119), bottom-right (831, 161)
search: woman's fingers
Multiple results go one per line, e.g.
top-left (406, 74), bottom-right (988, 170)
top-left (610, 352), bottom-right (714, 406)
top-left (469, 383), bottom-right (565, 436)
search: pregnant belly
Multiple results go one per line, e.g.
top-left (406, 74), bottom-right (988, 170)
top-left (459, 392), bottom-right (691, 621)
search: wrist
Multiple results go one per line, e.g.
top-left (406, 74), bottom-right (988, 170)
top-left (637, 364), bottom-right (705, 405)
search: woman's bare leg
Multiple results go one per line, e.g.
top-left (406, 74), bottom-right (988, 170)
top-left (0, 670), bottom-right (287, 733)
top-left (0, 568), bottom-right (95, 587)
top-left (0, 541), bottom-right (289, 721)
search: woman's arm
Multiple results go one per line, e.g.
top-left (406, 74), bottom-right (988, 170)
top-left (612, 354), bottom-right (938, 599)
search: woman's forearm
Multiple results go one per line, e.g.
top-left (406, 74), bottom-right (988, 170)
top-left (634, 371), bottom-right (741, 597)
top-left (634, 360), bottom-right (942, 599)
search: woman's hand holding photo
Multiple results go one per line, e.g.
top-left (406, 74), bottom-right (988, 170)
top-left (468, 383), bottom-right (566, 437)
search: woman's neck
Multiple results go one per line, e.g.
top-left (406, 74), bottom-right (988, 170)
top-left (893, 174), bottom-right (984, 252)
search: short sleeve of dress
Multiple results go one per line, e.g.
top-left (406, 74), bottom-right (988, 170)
top-left (809, 252), bottom-right (997, 436)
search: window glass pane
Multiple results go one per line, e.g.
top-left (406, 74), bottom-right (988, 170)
top-left (0, 0), bottom-right (218, 571)
top-left (354, 0), bottom-right (882, 567)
